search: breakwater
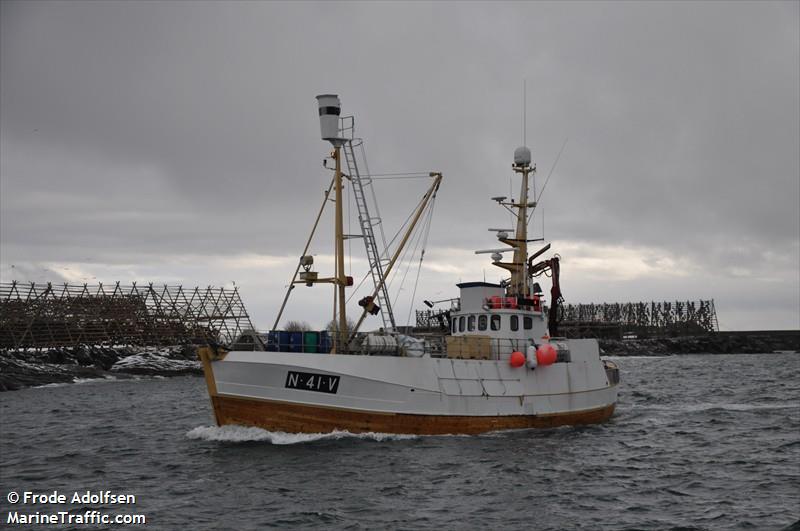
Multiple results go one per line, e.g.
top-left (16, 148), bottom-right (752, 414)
top-left (600, 331), bottom-right (799, 356)
top-left (1, 332), bottom-right (796, 391)
top-left (0, 345), bottom-right (201, 391)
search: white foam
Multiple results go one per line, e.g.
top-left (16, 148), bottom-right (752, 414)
top-left (33, 382), bottom-right (71, 389)
top-left (185, 425), bottom-right (418, 445)
top-left (73, 376), bottom-right (118, 384)
top-left (33, 375), bottom-right (118, 388)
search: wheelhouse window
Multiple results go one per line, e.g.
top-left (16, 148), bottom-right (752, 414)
top-left (468, 315), bottom-right (476, 331)
top-left (451, 318), bottom-right (457, 334)
top-left (459, 316), bottom-right (465, 332)
top-left (524, 316), bottom-right (533, 330)
top-left (491, 315), bottom-right (501, 331)
top-left (510, 315), bottom-right (519, 331)
top-left (478, 315), bottom-right (487, 331)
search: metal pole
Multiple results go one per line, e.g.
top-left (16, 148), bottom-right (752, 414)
top-left (334, 146), bottom-right (348, 353)
top-left (271, 176), bottom-right (335, 331)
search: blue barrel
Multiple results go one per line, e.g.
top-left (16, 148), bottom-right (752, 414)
top-left (265, 331), bottom-right (279, 351)
top-left (318, 331), bottom-right (331, 353)
top-left (289, 332), bottom-right (303, 352)
top-left (278, 331), bottom-right (292, 352)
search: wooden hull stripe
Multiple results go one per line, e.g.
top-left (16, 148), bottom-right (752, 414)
top-left (210, 394), bottom-right (616, 435)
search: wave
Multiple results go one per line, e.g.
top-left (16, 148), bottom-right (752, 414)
top-left (636, 402), bottom-right (800, 413)
top-left (185, 425), bottom-right (419, 445)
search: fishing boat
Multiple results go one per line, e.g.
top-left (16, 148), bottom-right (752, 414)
top-left (198, 94), bottom-right (619, 435)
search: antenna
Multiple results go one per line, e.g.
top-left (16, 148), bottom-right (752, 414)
top-left (523, 79), bottom-right (527, 146)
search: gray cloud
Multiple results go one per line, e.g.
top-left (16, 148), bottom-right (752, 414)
top-left (2, 1), bottom-right (798, 329)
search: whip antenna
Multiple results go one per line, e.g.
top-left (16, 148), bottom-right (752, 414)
top-left (523, 79), bottom-right (527, 146)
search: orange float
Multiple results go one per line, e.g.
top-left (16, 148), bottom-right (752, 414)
top-left (536, 344), bottom-right (557, 366)
top-left (509, 351), bottom-right (526, 368)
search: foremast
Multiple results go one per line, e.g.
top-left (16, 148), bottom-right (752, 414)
top-left (274, 94), bottom-right (441, 354)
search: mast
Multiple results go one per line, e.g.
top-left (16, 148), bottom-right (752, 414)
top-left (333, 145), bottom-right (348, 352)
top-left (315, 94), bottom-right (350, 353)
top-left (511, 155), bottom-right (532, 297)
top-left (482, 146), bottom-right (536, 297)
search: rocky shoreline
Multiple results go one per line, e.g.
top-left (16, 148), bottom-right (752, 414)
top-left (0, 345), bottom-right (202, 392)
top-left (1, 334), bottom-right (796, 391)
top-left (599, 333), bottom-right (799, 356)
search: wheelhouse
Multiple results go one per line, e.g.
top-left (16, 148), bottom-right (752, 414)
top-left (449, 282), bottom-right (549, 359)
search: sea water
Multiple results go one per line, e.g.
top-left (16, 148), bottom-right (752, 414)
top-left (1, 353), bottom-right (798, 530)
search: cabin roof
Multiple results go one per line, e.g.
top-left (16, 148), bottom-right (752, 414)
top-left (457, 282), bottom-right (503, 289)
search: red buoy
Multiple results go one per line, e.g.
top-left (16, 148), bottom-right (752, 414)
top-left (536, 344), bottom-right (557, 366)
top-left (509, 351), bottom-right (526, 368)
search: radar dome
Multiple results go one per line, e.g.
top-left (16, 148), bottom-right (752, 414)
top-left (514, 146), bottom-right (531, 167)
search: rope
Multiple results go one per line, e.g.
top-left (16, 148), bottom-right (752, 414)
top-left (359, 143), bottom-right (389, 251)
top-left (405, 192), bottom-right (437, 326)
top-left (368, 172), bottom-right (431, 178)
top-left (345, 185), bottom-right (428, 306)
top-left (385, 192), bottom-right (430, 293)
top-left (345, 268), bottom-right (371, 304)
top-left (394, 190), bottom-right (438, 324)
top-left (391, 206), bottom-right (426, 306)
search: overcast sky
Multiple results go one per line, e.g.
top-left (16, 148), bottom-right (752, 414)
top-left (1, 1), bottom-right (798, 331)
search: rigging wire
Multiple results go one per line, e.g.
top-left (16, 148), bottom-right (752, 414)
top-left (536, 137), bottom-right (569, 206)
top-left (526, 138), bottom-right (568, 228)
top-left (509, 175), bottom-right (514, 229)
top-left (369, 175), bottom-right (431, 180)
top-left (390, 185), bottom-right (438, 309)
top-left (347, 168), bottom-right (352, 276)
top-left (367, 171), bottom-right (431, 178)
top-left (392, 201), bottom-right (428, 315)
top-left (384, 191), bottom-right (431, 293)
top-left (344, 183), bottom-right (431, 305)
top-left (405, 192), bottom-right (437, 326)
top-left (359, 143), bottom-right (390, 253)
top-left (345, 271), bottom-right (370, 304)
top-left (390, 204), bottom-right (425, 301)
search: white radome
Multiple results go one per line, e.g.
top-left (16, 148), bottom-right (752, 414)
top-left (514, 145), bottom-right (532, 166)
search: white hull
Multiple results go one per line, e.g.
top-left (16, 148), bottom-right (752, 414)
top-left (200, 339), bottom-right (619, 434)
